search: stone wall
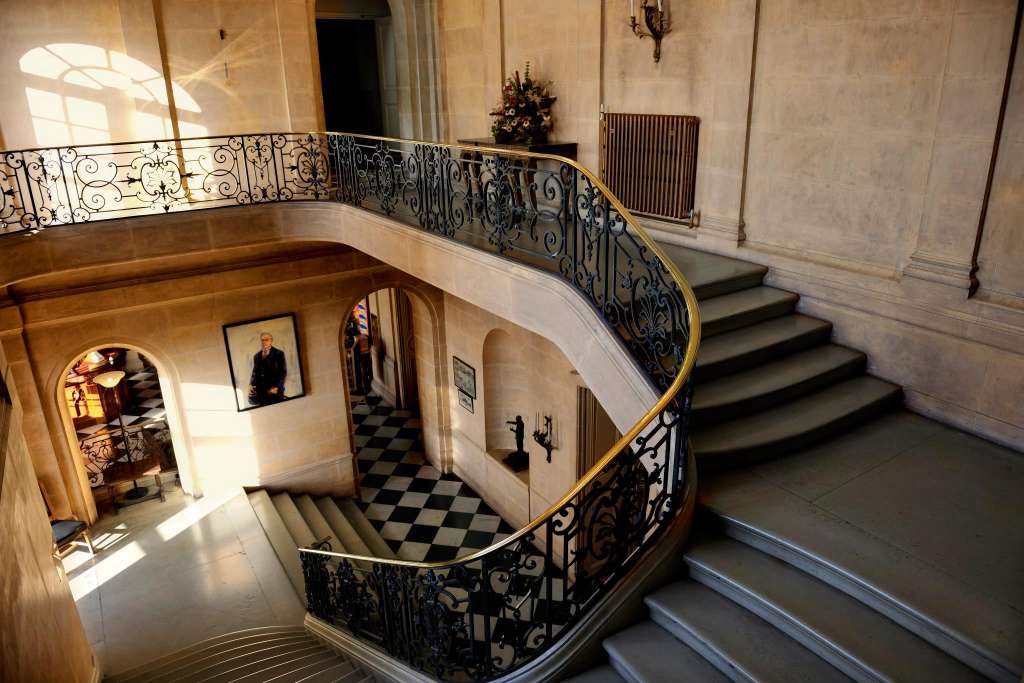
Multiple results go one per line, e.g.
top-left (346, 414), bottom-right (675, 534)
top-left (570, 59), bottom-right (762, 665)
top-left (977, 25), bottom-right (1024, 307)
top-left (0, 0), bottom-right (320, 149)
top-left (435, 0), bottom-right (1024, 449)
top-left (2, 237), bottom-right (447, 522)
top-left (445, 292), bottom-right (587, 528)
top-left (0, 337), bottom-right (95, 683)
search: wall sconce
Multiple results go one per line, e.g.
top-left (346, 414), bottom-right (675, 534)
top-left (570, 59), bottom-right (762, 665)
top-left (630, 0), bottom-right (670, 63)
top-left (532, 413), bottom-right (556, 463)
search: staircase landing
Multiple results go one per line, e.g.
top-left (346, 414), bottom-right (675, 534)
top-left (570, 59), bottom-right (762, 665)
top-left (701, 410), bottom-right (1024, 678)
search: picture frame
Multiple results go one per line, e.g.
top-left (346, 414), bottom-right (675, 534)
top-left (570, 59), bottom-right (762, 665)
top-left (457, 389), bottom-right (474, 414)
top-left (223, 313), bottom-right (306, 412)
top-left (452, 356), bottom-right (476, 398)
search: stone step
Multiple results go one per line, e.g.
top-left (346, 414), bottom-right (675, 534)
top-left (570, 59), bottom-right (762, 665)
top-left (694, 314), bottom-right (833, 383)
top-left (293, 494), bottom-right (335, 544)
top-left (337, 497), bottom-right (396, 560)
top-left (692, 376), bottom-right (902, 470)
top-left (645, 580), bottom-right (851, 682)
top-left (560, 664), bottom-right (628, 683)
top-left (699, 286), bottom-right (799, 338)
top-left (107, 627), bottom-right (307, 682)
top-left (293, 663), bottom-right (365, 682)
top-left (224, 649), bottom-right (350, 682)
top-left (603, 620), bottom-right (731, 683)
top-left (692, 345), bottom-right (867, 426)
top-left (685, 537), bottom-right (988, 683)
top-left (148, 639), bottom-right (324, 682)
top-left (315, 497), bottom-right (371, 558)
top-left (271, 492), bottom-right (317, 549)
top-left (204, 647), bottom-right (341, 682)
top-left (108, 627), bottom-right (369, 683)
top-left (699, 470), bottom-right (1024, 683)
top-left (656, 242), bottom-right (767, 300)
top-left (247, 490), bottom-right (307, 600)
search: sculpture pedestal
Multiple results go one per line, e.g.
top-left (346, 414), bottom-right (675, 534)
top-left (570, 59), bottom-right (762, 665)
top-left (503, 449), bottom-right (530, 473)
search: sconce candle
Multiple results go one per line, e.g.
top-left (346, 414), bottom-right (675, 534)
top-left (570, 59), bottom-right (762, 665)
top-left (630, 0), bottom-right (671, 63)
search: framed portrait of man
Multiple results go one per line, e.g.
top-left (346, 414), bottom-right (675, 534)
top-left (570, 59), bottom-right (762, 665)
top-left (223, 313), bottom-right (306, 412)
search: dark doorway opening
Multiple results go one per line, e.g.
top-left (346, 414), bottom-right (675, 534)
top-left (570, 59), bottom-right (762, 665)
top-left (316, 19), bottom-right (384, 135)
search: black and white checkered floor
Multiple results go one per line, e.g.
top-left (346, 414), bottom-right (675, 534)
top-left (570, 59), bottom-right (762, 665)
top-left (75, 368), bottom-right (166, 440)
top-left (353, 394), bottom-right (517, 563)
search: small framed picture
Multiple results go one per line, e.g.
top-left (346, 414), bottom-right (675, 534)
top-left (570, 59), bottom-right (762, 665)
top-left (453, 356), bottom-right (476, 398)
top-left (223, 313), bottom-right (306, 412)
top-left (457, 389), bottom-right (474, 414)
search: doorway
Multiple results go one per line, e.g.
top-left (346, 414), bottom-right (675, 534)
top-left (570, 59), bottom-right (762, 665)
top-left (62, 347), bottom-right (178, 517)
top-left (317, 17), bottom-right (386, 135)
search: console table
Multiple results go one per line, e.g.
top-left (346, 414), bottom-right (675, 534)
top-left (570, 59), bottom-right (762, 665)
top-left (455, 138), bottom-right (578, 159)
top-left (455, 138), bottom-right (578, 208)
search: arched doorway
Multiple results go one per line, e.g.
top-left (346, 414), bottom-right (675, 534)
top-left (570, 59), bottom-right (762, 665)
top-left (56, 344), bottom-right (191, 520)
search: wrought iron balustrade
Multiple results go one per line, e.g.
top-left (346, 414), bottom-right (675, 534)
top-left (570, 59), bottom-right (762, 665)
top-left (1, 132), bottom-right (329, 232)
top-left (1, 131), bottom-right (700, 681)
top-left (79, 417), bottom-right (173, 486)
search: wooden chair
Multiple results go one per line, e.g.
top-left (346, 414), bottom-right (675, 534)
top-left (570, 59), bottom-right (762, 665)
top-left (51, 519), bottom-right (95, 558)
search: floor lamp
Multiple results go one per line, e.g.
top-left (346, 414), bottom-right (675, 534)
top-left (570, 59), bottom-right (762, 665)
top-left (93, 369), bottom-right (149, 500)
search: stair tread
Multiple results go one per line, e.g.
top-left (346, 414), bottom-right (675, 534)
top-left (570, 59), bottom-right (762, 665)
top-left (271, 493), bottom-right (317, 548)
top-left (246, 491), bottom-right (307, 601)
top-left (162, 641), bottom-right (325, 681)
top-left (700, 286), bottom-right (798, 335)
top-left (338, 498), bottom-right (395, 559)
top-left (693, 345), bottom-right (865, 415)
top-left (692, 376), bottom-right (901, 457)
top-left (227, 649), bottom-right (347, 682)
top-left (107, 627), bottom-right (306, 681)
top-left (700, 468), bottom-right (1024, 682)
top-left (560, 664), bottom-right (627, 683)
top-left (646, 580), bottom-right (852, 682)
top-left (294, 495), bottom-right (335, 544)
top-left (696, 314), bottom-right (832, 373)
top-left (130, 635), bottom-right (312, 682)
top-left (290, 661), bottom-right (361, 683)
top-left (315, 497), bottom-right (367, 557)
top-left (685, 537), bottom-right (987, 682)
top-left (604, 620), bottom-right (731, 683)
top-left (656, 242), bottom-right (767, 300)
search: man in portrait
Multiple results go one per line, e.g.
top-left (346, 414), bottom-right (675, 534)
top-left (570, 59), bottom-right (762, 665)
top-left (249, 332), bottom-right (287, 405)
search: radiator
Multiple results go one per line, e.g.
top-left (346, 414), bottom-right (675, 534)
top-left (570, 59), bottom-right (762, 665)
top-left (600, 112), bottom-right (700, 224)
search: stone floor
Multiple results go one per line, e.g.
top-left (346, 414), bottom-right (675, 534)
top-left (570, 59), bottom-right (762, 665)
top-left (63, 486), bottom-right (304, 676)
top-left (704, 410), bottom-right (1024, 616)
top-left (352, 394), bottom-right (516, 562)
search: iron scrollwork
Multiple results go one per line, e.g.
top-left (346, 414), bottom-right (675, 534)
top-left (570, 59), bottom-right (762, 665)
top-left (0, 133), bottom-right (332, 233)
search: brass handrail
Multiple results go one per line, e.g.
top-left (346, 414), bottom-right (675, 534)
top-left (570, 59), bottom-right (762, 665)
top-left (300, 132), bottom-right (701, 568)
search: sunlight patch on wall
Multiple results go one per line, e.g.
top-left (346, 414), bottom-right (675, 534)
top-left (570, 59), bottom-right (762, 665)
top-left (19, 43), bottom-right (207, 147)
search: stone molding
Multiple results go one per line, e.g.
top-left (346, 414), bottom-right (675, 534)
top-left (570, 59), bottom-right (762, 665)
top-left (251, 452), bottom-right (356, 499)
top-left (903, 249), bottom-right (976, 292)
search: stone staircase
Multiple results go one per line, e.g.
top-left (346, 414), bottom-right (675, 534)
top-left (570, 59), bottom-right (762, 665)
top-left (245, 490), bottom-right (396, 601)
top-left (657, 244), bottom-right (904, 470)
top-left (104, 626), bottom-right (372, 683)
top-left (564, 245), bottom-right (1023, 683)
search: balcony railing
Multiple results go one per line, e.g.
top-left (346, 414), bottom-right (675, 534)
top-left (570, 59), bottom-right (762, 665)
top-left (0, 132), bottom-right (700, 681)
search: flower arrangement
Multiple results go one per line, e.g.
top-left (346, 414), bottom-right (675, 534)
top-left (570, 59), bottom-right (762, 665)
top-left (490, 63), bottom-right (556, 145)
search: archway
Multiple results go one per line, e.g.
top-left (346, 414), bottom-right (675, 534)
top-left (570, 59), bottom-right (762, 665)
top-left (53, 342), bottom-right (194, 523)
top-left (482, 328), bottom-right (520, 456)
